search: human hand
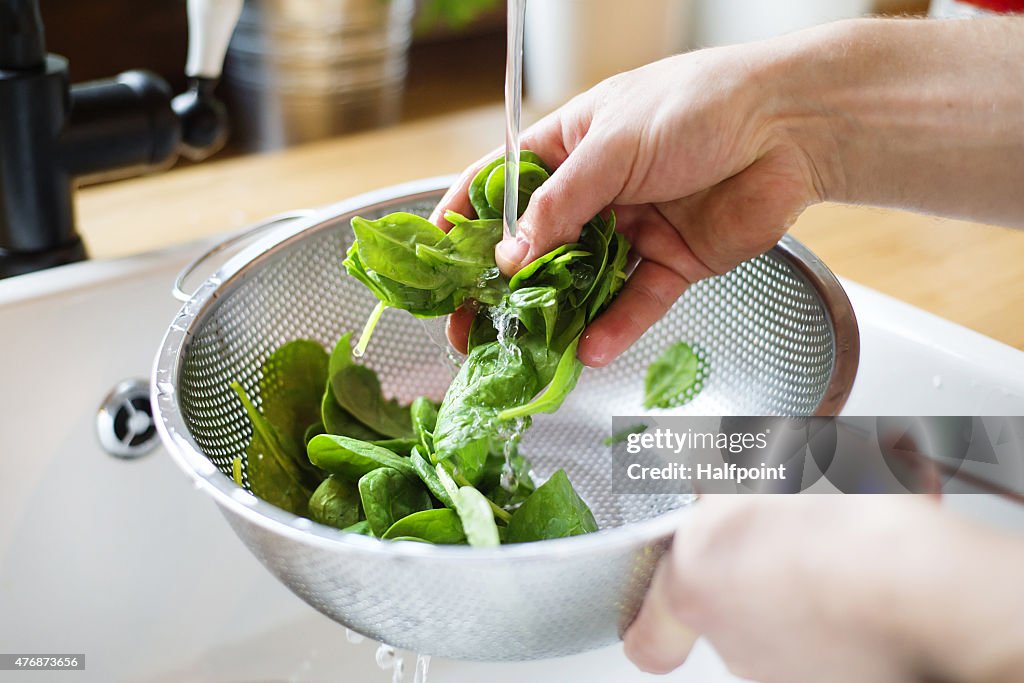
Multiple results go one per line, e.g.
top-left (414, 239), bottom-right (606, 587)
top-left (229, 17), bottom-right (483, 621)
top-left (431, 44), bottom-right (825, 365)
top-left (623, 496), bottom-right (1024, 683)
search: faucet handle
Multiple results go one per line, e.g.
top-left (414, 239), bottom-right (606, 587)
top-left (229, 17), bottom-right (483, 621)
top-left (185, 0), bottom-right (244, 80)
top-left (174, 0), bottom-right (243, 160)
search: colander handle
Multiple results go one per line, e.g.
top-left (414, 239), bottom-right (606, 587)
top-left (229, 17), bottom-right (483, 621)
top-left (172, 210), bottom-right (316, 302)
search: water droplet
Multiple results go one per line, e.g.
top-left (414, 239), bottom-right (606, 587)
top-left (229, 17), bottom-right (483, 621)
top-left (413, 655), bottom-right (431, 683)
top-left (344, 628), bottom-right (365, 644)
top-left (353, 347), bottom-right (365, 359)
top-left (375, 644), bottom-right (396, 670)
top-left (392, 654), bottom-right (405, 683)
top-left (932, 375), bottom-right (943, 389)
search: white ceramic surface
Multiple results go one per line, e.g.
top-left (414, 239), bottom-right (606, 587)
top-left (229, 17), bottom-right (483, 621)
top-left (1, 239), bottom-right (1022, 682)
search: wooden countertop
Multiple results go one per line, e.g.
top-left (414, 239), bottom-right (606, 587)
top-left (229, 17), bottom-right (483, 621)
top-left (78, 105), bottom-right (1024, 351)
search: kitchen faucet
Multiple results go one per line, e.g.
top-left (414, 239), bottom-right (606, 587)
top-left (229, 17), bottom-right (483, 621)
top-left (0, 0), bottom-right (243, 279)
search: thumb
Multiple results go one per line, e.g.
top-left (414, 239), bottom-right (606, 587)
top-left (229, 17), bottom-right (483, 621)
top-left (496, 135), bottom-right (627, 274)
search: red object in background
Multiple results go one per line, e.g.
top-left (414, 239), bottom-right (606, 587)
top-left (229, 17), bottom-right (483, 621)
top-left (960, 0), bottom-right (1024, 11)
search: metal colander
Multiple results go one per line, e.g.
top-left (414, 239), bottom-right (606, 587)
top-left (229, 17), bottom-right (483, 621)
top-left (153, 178), bottom-right (859, 661)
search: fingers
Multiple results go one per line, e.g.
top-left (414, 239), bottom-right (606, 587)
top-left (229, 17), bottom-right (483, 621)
top-left (499, 133), bottom-right (630, 275)
top-left (445, 302), bottom-right (478, 355)
top-left (578, 260), bottom-right (689, 367)
top-left (623, 555), bottom-right (700, 675)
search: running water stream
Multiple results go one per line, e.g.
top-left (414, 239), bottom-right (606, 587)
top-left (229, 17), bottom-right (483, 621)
top-left (503, 0), bottom-right (528, 239)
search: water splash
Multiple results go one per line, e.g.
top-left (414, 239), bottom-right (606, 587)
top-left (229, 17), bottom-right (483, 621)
top-left (344, 628), bottom-right (365, 644)
top-left (375, 644), bottom-right (396, 670)
top-left (413, 655), bottom-right (431, 683)
top-left (391, 654), bottom-right (405, 683)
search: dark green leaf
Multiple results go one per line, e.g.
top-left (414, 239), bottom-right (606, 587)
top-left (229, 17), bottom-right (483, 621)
top-left (498, 336), bottom-right (583, 421)
top-left (231, 382), bottom-right (312, 516)
top-left (321, 385), bottom-right (385, 441)
top-left (382, 508), bottom-right (467, 544)
top-left (257, 340), bottom-right (330, 486)
top-left (307, 434), bottom-right (417, 481)
top-left (410, 396), bottom-right (439, 454)
top-left (342, 520), bottom-right (373, 536)
top-left (308, 476), bottom-right (361, 530)
top-left (358, 468), bottom-right (432, 537)
top-left (507, 470), bottom-right (598, 543)
top-left (410, 447), bottom-right (455, 508)
top-left (328, 334), bottom-right (413, 439)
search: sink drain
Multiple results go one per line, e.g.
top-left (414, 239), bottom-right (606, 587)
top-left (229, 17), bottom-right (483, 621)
top-left (97, 379), bottom-right (159, 458)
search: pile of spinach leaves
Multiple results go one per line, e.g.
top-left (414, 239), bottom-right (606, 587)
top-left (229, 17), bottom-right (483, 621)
top-left (231, 334), bottom-right (593, 545)
top-left (228, 150), bottom-right (630, 546)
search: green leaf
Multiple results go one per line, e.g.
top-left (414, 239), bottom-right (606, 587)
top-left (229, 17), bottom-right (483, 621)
top-left (433, 341), bottom-right (542, 484)
top-left (382, 508), bottom-right (467, 544)
top-left (507, 470), bottom-right (598, 543)
top-left (321, 385), bottom-right (385, 441)
top-left (307, 434), bottom-right (417, 481)
top-left (603, 423), bottom-right (649, 447)
top-left (498, 336), bottom-right (583, 421)
top-left (257, 340), bottom-right (330, 486)
top-left (308, 476), bottom-right (361, 530)
top-left (411, 447), bottom-right (455, 508)
top-left (411, 396), bottom-right (439, 455)
top-left (644, 342), bottom-right (707, 409)
top-left (342, 520), bottom-right (373, 536)
top-left (328, 334), bottom-right (413, 439)
top-left (351, 214), bottom-right (448, 289)
top-left (358, 468), bottom-right (432, 537)
top-left (230, 382), bottom-right (313, 516)
top-left (452, 486), bottom-right (500, 547)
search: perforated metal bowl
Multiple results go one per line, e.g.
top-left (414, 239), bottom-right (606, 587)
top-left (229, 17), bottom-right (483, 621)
top-left (153, 177), bottom-right (859, 661)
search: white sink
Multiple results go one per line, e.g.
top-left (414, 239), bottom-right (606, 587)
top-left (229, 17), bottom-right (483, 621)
top-left (2, 240), bottom-right (1023, 683)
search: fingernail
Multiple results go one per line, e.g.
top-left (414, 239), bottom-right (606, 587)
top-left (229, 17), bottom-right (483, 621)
top-left (496, 237), bottom-right (530, 271)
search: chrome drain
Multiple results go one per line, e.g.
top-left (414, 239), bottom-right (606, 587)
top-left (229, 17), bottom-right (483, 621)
top-left (97, 379), bottom-right (159, 458)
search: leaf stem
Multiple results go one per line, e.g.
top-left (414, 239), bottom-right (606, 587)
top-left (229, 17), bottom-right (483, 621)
top-left (454, 471), bottom-right (513, 523)
top-left (354, 301), bottom-right (387, 358)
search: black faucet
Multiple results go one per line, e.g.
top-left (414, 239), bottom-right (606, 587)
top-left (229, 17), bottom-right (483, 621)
top-left (0, 0), bottom-right (242, 279)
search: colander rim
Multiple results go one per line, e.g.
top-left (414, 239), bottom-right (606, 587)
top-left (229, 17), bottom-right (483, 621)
top-left (153, 176), bottom-right (858, 560)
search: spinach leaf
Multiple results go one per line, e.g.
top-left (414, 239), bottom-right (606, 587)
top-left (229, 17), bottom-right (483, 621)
top-left (321, 385), bottom-right (385, 441)
top-left (603, 423), bottom-right (648, 447)
top-left (411, 447), bottom-right (455, 508)
top-left (506, 470), bottom-right (598, 543)
top-left (432, 341), bottom-right (542, 484)
top-left (452, 486), bottom-right (500, 548)
top-left (350, 213), bottom-right (449, 289)
top-left (307, 434), bottom-right (417, 481)
top-left (382, 508), bottom-right (467, 544)
top-left (256, 340), bottom-right (330, 486)
top-left (342, 520), bottom-right (373, 536)
top-left (498, 336), bottom-right (584, 421)
top-left (644, 342), bottom-right (706, 409)
top-left (231, 382), bottom-right (313, 516)
top-left (358, 467), bottom-right (432, 537)
top-left (328, 334), bottom-right (413, 439)
top-left (308, 476), bottom-right (362, 530)
top-left (410, 396), bottom-right (438, 454)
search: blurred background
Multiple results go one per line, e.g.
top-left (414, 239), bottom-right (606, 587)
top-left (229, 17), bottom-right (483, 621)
top-left (41, 0), bottom-right (932, 158)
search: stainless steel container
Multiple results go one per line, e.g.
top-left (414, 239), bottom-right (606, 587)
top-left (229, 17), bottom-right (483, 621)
top-left (224, 0), bottom-right (415, 151)
top-left (154, 178), bottom-right (859, 661)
